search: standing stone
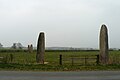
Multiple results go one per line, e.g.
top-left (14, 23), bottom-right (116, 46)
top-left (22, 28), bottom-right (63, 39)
top-left (30, 44), bottom-right (33, 53)
top-left (99, 24), bottom-right (109, 64)
top-left (28, 44), bottom-right (33, 53)
top-left (28, 45), bottom-right (30, 52)
top-left (36, 32), bottom-right (45, 64)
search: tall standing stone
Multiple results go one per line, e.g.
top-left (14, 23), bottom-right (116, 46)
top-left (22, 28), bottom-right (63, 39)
top-left (99, 24), bottom-right (109, 64)
top-left (36, 32), bottom-right (45, 64)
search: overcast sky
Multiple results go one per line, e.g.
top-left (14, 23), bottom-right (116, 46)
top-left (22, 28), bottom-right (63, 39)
top-left (0, 0), bottom-right (120, 48)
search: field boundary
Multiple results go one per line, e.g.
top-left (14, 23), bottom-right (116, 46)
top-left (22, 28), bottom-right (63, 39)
top-left (59, 54), bottom-right (99, 65)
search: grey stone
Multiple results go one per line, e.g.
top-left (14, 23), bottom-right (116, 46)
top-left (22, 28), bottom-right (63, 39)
top-left (99, 24), bottom-right (109, 64)
top-left (36, 32), bottom-right (45, 64)
top-left (28, 44), bottom-right (33, 53)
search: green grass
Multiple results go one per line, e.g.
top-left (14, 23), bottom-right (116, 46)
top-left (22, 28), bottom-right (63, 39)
top-left (0, 51), bottom-right (98, 64)
top-left (0, 63), bottom-right (120, 71)
top-left (0, 50), bottom-right (120, 71)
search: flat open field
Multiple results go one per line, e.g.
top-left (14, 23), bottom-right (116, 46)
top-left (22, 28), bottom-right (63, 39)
top-left (0, 50), bottom-right (99, 64)
top-left (0, 50), bottom-right (120, 71)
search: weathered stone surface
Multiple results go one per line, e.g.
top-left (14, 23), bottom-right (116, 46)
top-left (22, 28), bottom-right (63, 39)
top-left (36, 32), bottom-right (45, 64)
top-left (99, 24), bottom-right (109, 64)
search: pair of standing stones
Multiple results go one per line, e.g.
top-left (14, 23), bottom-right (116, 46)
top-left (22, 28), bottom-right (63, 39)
top-left (28, 44), bottom-right (33, 53)
top-left (36, 24), bottom-right (109, 64)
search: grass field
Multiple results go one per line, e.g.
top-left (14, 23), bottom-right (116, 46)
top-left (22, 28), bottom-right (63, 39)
top-left (0, 50), bottom-right (120, 71)
top-left (0, 50), bottom-right (99, 64)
